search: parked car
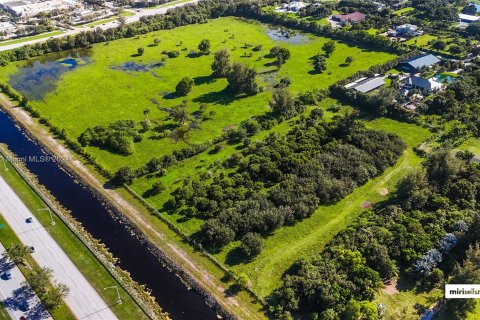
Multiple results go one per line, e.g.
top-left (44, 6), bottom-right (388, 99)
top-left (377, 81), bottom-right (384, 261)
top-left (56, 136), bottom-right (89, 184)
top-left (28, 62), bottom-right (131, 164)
top-left (1, 271), bottom-right (12, 280)
top-left (25, 217), bottom-right (33, 223)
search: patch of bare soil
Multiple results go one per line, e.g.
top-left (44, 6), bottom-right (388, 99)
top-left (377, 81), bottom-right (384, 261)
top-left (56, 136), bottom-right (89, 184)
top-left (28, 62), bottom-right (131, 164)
top-left (361, 201), bottom-right (373, 209)
top-left (378, 188), bottom-right (389, 196)
top-left (383, 279), bottom-right (399, 295)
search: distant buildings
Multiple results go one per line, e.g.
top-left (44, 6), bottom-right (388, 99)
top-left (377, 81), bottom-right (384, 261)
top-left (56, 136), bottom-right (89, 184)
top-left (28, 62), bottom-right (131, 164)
top-left (400, 76), bottom-right (443, 94)
top-left (0, 0), bottom-right (80, 17)
top-left (458, 13), bottom-right (480, 24)
top-left (345, 76), bottom-right (386, 93)
top-left (398, 53), bottom-right (441, 73)
top-left (0, 21), bottom-right (15, 34)
top-left (332, 12), bottom-right (366, 25)
top-left (394, 24), bottom-right (420, 37)
top-left (275, 1), bottom-right (308, 13)
top-left (369, 1), bottom-right (386, 11)
top-left (391, 1), bottom-right (408, 10)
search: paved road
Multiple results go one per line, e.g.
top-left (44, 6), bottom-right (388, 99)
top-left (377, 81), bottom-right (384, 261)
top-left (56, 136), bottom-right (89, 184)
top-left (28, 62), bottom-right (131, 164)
top-left (0, 0), bottom-right (200, 52)
top-left (0, 176), bottom-right (118, 320)
top-left (0, 243), bottom-right (52, 320)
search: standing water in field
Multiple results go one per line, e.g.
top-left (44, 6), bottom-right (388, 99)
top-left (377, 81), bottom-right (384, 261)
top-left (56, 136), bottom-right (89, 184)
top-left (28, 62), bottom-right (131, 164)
top-left (110, 61), bottom-right (165, 73)
top-left (8, 51), bottom-right (91, 101)
top-left (265, 27), bottom-right (311, 45)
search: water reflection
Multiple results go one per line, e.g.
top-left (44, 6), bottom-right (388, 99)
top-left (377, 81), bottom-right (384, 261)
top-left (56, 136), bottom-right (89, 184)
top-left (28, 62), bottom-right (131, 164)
top-left (9, 51), bottom-right (90, 101)
top-left (266, 27), bottom-right (311, 44)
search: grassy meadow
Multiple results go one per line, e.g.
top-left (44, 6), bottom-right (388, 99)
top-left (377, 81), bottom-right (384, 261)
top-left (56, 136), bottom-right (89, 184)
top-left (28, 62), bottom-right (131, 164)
top-left (1, 15), bottom-right (434, 303)
top-left (1, 17), bottom-right (395, 172)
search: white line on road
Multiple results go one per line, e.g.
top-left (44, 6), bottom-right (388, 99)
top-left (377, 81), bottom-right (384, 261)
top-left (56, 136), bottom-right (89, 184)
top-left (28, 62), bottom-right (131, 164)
top-left (0, 176), bottom-right (118, 320)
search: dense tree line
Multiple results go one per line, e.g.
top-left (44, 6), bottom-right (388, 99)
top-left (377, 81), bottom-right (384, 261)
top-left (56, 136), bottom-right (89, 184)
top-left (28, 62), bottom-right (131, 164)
top-left (275, 147), bottom-right (480, 319)
top-left (169, 112), bottom-right (405, 252)
top-left (79, 120), bottom-right (141, 155)
top-left (424, 65), bottom-right (480, 142)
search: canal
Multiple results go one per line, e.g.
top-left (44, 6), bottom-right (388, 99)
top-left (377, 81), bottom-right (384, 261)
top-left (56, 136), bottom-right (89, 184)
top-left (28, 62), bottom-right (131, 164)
top-left (0, 109), bottom-right (218, 320)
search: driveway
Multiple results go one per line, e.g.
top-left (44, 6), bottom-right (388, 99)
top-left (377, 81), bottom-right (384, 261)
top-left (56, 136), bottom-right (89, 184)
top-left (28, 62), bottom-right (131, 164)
top-left (0, 176), bottom-right (118, 320)
top-left (0, 243), bottom-right (52, 320)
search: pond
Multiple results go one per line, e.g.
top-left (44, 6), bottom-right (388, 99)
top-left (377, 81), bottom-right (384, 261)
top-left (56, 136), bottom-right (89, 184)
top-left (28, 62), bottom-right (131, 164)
top-left (111, 61), bottom-right (165, 73)
top-left (8, 51), bottom-right (91, 101)
top-left (265, 27), bottom-right (311, 45)
top-left (432, 73), bottom-right (456, 84)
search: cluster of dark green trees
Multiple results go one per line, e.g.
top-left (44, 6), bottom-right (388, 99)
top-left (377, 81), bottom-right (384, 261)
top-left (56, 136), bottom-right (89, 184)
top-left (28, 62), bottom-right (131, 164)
top-left (211, 48), bottom-right (259, 96)
top-left (170, 112), bottom-right (405, 253)
top-left (275, 147), bottom-right (480, 319)
top-left (425, 65), bottom-right (480, 140)
top-left (79, 120), bottom-right (141, 155)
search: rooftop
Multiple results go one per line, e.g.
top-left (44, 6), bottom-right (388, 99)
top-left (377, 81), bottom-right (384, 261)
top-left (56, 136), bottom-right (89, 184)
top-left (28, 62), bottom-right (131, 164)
top-left (333, 12), bottom-right (366, 23)
top-left (346, 77), bottom-right (386, 93)
top-left (400, 53), bottom-right (441, 70)
top-left (459, 13), bottom-right (480, 22)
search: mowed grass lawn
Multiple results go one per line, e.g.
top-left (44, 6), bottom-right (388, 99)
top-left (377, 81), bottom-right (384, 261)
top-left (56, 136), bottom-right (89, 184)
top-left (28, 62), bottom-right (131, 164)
top-left (457, 137), bottom-right (480, 157)
top-left (2, 17), bottom-right (395, 172)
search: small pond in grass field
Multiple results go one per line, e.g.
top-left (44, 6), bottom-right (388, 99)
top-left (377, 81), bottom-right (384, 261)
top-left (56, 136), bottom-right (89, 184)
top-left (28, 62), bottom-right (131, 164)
top-left (110, 61), bottom-right (165, 73)
top-left (8, 50), bottom-right (91, 101)
top-left (265, 27), bottom-right (311, 45)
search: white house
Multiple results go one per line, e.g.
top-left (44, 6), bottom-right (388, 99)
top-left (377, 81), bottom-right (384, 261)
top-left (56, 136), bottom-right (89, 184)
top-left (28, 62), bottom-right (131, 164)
top-left (395, 24), bottom-right (420, 37)
top-left (276, 1), bottom-right (308, 13)
top-left (459, 13), bottom-right (480, 23)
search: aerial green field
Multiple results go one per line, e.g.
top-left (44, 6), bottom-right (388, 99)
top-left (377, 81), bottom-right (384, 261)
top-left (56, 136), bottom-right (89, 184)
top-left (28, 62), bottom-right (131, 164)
top-left (130, 107), bottom-right (432, 297)
top-left (216, 117), bottom-right (432, 297)
top-left (1, 14), bottom-right (422, 306)
top-left (457, 137), bottom-right (480, 157)
top-left (1, 17), bottom-right (395, 172)
top-left (394, 6), bottom-right (414, 16)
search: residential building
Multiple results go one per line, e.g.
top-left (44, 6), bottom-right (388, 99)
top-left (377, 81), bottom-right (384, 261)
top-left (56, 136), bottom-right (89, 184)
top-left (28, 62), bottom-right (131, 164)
top-left (332, 12), bottom-right (366, 25)
top-left (401, 76), bottom-right (443, 93)
top-left (395, 24), bottom-right (420, 37)
top-left (275, 1), bottom-right (308, 13)
top-left (345, 76), bottom-right (386, 93)
top-left (458, 13), bottom-right (480, 24)
top-left (398, 53), bottom-right (441, 73)
top-left (0, 21), bottom-right (15, 34)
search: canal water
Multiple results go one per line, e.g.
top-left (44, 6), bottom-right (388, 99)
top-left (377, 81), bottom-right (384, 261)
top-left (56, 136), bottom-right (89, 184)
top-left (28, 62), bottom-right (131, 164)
top-left (0, 109), bottom-right (217, 320)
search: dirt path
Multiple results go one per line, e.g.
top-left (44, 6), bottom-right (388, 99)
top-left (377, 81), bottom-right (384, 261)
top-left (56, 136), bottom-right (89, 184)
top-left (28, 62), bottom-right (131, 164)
top-left (250, 151), bottom-right (415, 296)
top-left (0, 94), bottom-right (264, 320)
